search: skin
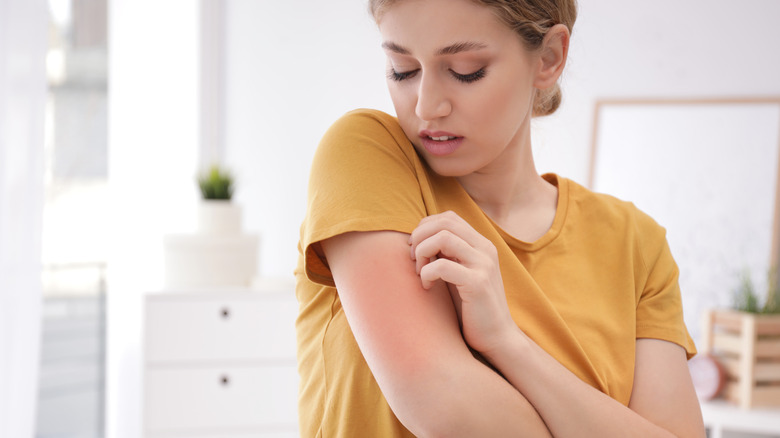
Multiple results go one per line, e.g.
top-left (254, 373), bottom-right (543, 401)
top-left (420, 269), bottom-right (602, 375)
top-left (322, 0), bottom-right (706, 436)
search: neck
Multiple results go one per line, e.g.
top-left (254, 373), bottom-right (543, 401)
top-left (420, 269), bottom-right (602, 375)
top-left (455, 130), bottom-right (547, 218)
top-left (455, 131), bottom-right (558, 241)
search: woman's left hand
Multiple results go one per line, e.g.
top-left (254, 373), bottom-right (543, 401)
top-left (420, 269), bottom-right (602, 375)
top-left (409, 211), bottom-right (517, 355)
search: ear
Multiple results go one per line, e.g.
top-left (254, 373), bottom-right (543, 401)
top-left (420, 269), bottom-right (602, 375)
top-left (533, 24), bottom-right (570, 90)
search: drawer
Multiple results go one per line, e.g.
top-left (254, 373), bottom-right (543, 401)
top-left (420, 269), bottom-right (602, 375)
top-left (144, 365), bottom-right (298, 432)
top-left (145, 294), bottom-right (297, 362)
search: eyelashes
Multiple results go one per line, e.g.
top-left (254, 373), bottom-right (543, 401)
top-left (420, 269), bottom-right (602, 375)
top-left (453, 68), bottom-right (486, 83)
top-left (387, 67), bottom-right (487, 84)
top-left (387, 69), bottom-right (418, 82)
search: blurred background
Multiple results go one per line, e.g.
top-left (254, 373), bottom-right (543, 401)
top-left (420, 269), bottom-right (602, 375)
top-left (1, 0), bottom-right (780, 437)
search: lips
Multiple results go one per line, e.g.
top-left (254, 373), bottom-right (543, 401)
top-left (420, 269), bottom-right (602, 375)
top-left (419, 130), bottom-right (463, 157)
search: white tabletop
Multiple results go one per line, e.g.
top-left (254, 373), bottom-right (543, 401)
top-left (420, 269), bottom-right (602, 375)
top-left (701, 399), bottom-right (780, 437)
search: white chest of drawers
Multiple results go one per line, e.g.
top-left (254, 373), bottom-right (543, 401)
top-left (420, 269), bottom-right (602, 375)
top-left (143, 284), bottom-right (299, 437)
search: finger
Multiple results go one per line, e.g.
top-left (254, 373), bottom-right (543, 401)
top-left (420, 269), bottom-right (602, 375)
top-left (410, 212), bottom-right (465, 242)
top-left (414, 229), bottom-right (472, 275)
top-left (410, 211), bottom-right (483, 254)
top-left (419, 257), bottom-right (472, 290)
top-left (412, 211), bottom-right (471, 243)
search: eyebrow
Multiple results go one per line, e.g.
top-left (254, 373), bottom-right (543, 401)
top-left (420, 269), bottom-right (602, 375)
top-left (381, 41), bottom-right (488, 56)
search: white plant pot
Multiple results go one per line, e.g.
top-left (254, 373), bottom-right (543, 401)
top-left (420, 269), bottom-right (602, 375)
top-left (163, 233), bottom-right (259, 289)
top-left (198, 199), bottom-right (241, 235)
top-left (162, 199), bottom-right (260, 290)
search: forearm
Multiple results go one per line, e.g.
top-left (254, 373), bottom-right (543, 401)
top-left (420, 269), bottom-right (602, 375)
top-left (484, 329), bottom-right (678, 438)
top-left (390, 350), bottom-right (551, 437)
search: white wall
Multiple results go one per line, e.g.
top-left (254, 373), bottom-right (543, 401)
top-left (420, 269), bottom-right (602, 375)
top-left (534, 0), bottom-right (780, 181)
top-left (223, 0), bottom-right (394, 280)
top-left (224, 0), bottom-right (780, 341)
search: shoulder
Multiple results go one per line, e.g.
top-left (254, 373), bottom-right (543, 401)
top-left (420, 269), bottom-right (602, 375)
top-left (562, 176), bottom-right (665, 238)
top-left (322, 109), bottom-right (407, 145)
top-left (315, 109), bottom-right (417, 165)
top-left (559, 176), bottom-right (669, 266)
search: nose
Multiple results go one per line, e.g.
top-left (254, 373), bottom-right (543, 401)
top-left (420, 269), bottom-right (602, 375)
top-left (415, 72), bottom-right (451, 121)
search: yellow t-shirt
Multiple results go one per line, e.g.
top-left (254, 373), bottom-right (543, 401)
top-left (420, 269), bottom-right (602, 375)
top-left (294, 109), bottom-right (696, 437)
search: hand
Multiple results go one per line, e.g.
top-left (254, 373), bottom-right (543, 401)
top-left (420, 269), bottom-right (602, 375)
top-left (408, 211), bottom-right (517, 355)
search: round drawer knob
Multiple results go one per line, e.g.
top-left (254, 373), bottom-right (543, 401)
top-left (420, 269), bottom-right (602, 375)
top-left (220, 307), bottom-right (230, 319)
top-left (220, 375), bottom-right (230, 386)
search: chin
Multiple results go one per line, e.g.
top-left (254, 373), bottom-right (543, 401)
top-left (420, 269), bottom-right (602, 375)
top-left (409, 138), bottom-right (476, 178)
top-left (425, 160), bottom-right (474, 178)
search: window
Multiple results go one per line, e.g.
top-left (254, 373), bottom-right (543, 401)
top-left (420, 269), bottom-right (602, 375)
top-left (37, 0), bottom-right (108, 436)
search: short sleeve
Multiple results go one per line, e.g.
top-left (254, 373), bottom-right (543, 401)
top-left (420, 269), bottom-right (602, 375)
top-left (301, 109), bottom-right (428, 286)
top-left (634, 211), bottom-right (697, 359)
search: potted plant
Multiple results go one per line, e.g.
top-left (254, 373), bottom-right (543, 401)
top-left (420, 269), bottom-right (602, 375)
top-left (701, 268), bottom-right (780, 409)
top-left (163, 164), bottom-right (259, 289)
top-left (198, 164), bottom-right (234, 200)
top-left (196, 164), bottom-right (240, 235)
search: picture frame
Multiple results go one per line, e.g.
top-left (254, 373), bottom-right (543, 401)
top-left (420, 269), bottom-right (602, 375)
top-left (588, 97), bottom-right (780, 340)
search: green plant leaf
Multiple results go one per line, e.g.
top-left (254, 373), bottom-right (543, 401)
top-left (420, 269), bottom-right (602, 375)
top-left (733, 269), bottom-right (759, 313)
top-left (196, 164), bottom-right (234, 200)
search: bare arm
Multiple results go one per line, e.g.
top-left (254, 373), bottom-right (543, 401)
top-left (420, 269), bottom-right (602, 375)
top-left (484, 331), bottom-right (705, 438)
top-left (321, 230), bottom-right (551, 437)
top-left (630, 339), bottom-right (706, 437)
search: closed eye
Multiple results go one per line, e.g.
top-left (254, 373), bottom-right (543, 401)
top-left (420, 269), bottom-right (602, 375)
top-left (451, 68), bottom-right (486, 84)
top-left (387, 67), bottom-right (486, 84)
top-left (387, 68), bottom-right (419, 82)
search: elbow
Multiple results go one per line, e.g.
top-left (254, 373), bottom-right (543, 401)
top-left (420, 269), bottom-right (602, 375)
top-left (400, 414), bottom-right (463, 438)
top-left (380, 368), bottom-right (467, 438)
top-left (383, 389), bottom-right (453, 437)
top-left (384, 377), bottom-right (495, 438)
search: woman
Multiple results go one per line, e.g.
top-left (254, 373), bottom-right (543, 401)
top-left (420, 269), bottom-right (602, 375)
top-left (295, 0), bottom-right (705, 436)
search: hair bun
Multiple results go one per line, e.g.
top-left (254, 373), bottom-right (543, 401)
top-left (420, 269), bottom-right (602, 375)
top-left (533, 83), bottom-right (562, 117)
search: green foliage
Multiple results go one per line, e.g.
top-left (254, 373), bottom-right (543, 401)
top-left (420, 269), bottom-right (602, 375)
top-left (732, 267), bottom-right (780, 314)
top-left (733, 270), bottom-right (759, 313)
top-left (197, 165), bottom-right (234, 200)
top-left (765, 267), bottom-right (780, 314)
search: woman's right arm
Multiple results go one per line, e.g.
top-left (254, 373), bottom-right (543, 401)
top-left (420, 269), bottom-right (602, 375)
top-left (321, 230), bottom-right (551, 437)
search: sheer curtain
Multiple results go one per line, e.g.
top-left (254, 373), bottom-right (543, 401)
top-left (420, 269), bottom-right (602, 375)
top-left (0, 0), bottom-right (47, 436)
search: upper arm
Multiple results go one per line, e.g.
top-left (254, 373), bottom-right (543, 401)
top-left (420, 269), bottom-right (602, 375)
top-left (322, 230), bottom-right (469, 383)
top-left (321, 230), bottom-right (551, 437)
top-left (629, 339), bottom-right (705, 438)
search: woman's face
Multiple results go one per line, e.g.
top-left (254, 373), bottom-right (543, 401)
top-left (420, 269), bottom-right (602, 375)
top-left (378, 0), bottom-right (541, 177)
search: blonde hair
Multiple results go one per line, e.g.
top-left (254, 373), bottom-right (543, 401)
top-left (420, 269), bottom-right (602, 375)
top-left (369, 0), bottom-right (577, 117)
